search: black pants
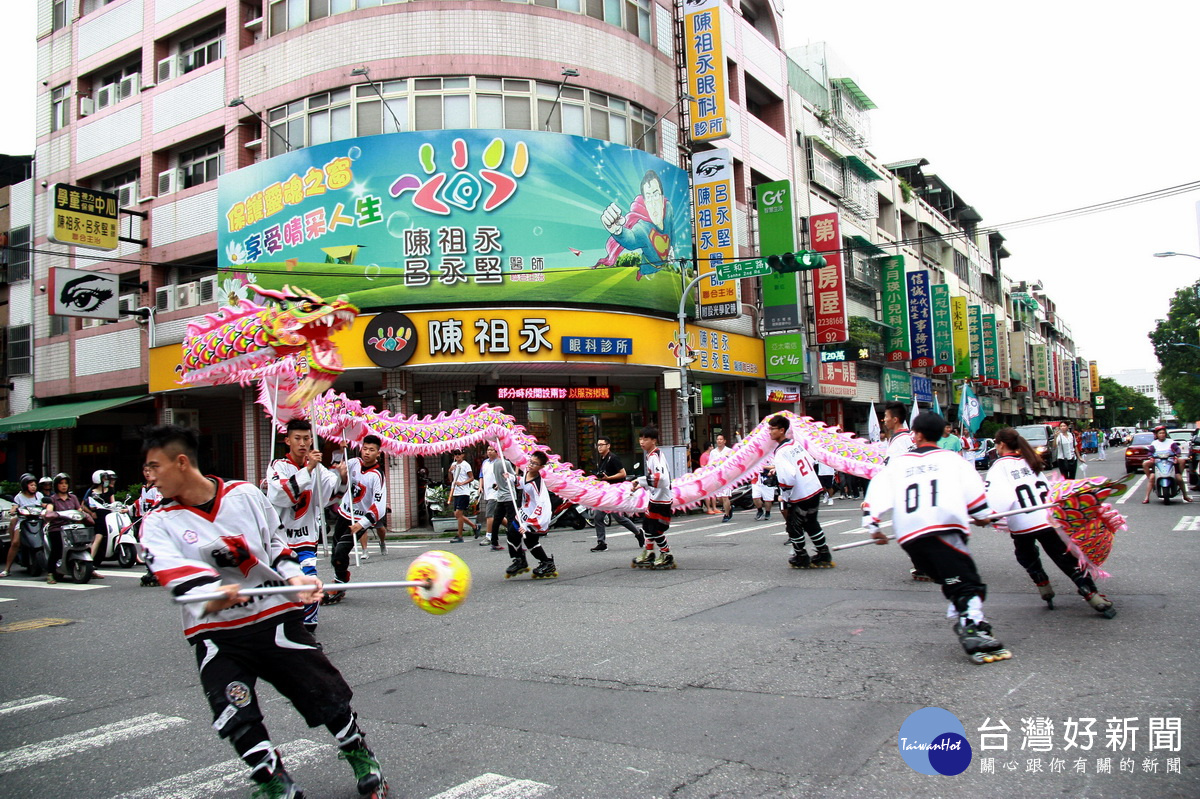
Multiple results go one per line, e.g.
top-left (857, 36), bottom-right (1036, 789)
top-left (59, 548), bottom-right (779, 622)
top-left (1012, 527), bottom-right (1096, 593)
top-left (195, 614), bottom-right (354, 742)
top-left (785, 494), bottom-right (826, 551)
top-left (640, 501), bottom-right (672, 549)
top-left (330, 516), bottom-right (358, 582)
top-left (490, 500), bottom-right (516, 547)
top-left (901, 531), bottom-right (987, 614)
top-left (506, 523), bottom-right (550, 563)
top-left (47, 525), bottom-right (65, 574)
top-left (1057, 458), bottom-right (1078, 479)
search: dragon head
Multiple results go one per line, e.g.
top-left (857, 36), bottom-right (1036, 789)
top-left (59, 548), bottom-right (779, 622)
top-left (251, 285), bottom-right (358, 402)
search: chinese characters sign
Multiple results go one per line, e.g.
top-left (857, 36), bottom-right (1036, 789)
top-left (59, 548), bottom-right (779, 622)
top-left (982, 313), bottom-right (999, 385)
top-left (882, 368), bottom-right (912, 403)
top-left (561, 337), bottom-right (633, 356)
top-left (881, 256), bottom-right (909, 361)
top-left (968, 304), bottom-right (984, 378)
top-left (496, 386), bottom-right (612, 401)
top-left (930, 283), bottom-right (954, 375)
top-left (764, 332), bottom-right (805, 379)
top-left (1090, 360), bottom-right (1100, 393)
top-left (683, 0), bottom-right (730, 143)
top-left (1034, 343), bottom-right (1049, 397)
top-left (951, 295), bottom-right (971, 379)
top-left (757, 181), bottom-right (799, 332)
top-left (907, 270), bottom-right (933, 368)
top-left (692, 149), bottom-right (739, 320)
top-left (817, 362), bottom-right (857, 397)
top-left (810, 212), bottom-right (847, 344)
top-left (218, 130), bottom-right (693, 315)
top-left (47, 183), bottom-right (119, 251)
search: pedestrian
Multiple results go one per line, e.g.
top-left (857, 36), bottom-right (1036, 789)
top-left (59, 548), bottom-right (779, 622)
top-left (883, 402), bottom-right (924, 580)
top-left (590, 437), bottom-right (643, 551)
top-left (266, 419), bottom-right (341, 633)
top-left (1052, 422), bottom-right (1081, 479)
top-left (134, 464), bottom-right (163, 586)
top-left (631, 426), bottom-right (676, 569)
top-left (938, 424), bottom-right (963, 453)
top-left (488, 448), bottom-right (517, 551)
top-left (1096, 427), bottom-right (1107, 461)
top-left (504, 450), bottom-right (557, 579)
top-left (862, 411), bottom-right (1010, 664)
top-left (710, 433), bottom-right (735, 522)
top-left (327, 435), bottom-right (387, 604)
top-left (139, 425), bottom-right (387, 799)
top-left (478, 445), bottom-right (500, 545)
top-left (816, 460), bottom-right (836, 506)
top-left (770, 415), bottom-right (834, 569)
top-left (447, 450), bottom-right (480, 543)
top-left (986, 427), bottom-right (1116, 617)
top-left (699, 442), bottom-right (717, 514)
top-left (751, 467), bottom-right (779, 520)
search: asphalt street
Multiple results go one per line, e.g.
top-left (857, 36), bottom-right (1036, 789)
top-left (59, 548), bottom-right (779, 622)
top-left (0, 453), bottom-right (1197, 798)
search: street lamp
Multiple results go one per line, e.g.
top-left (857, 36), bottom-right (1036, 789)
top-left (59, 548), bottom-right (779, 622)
top-left (541, 68), bottom-right (581, 131)
top-left (1153, 252), bottom-right (1200, 260)
top-left (351, 67), bottom-right (404, 133)
top-left (229, 96), bottom-right (289, 150)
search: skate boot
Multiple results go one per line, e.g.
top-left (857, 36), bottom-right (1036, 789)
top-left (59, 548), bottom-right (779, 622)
top-left (788, 549), bottom-right (811, 569)
top-left (1081, 590), bottom-right (1117, 618)
top-left (504, 557), bottom-right (530, 579)
top-left (808, 547), bottom-right (836, 569)
top-left (651, 551), bottom-right (676, 570)
top-left (910, 569), bottom-right (932, 582)
top-left (531, 558), bottom-right (558, 579)
top-left (1032, 572), bottom-right (1055, 609)
top-left (954, 618), bottom-right (1012, 665)
top-left (321, 579), bottom-right (347, 605)
top-left (139, 571), bottom-right (159, 587)
top-left (339, 742), bottom-right (388, 797)
top-left (631, 549), bottom-right (655, 568)
top-left (251, 765), bottom-right (306, 799)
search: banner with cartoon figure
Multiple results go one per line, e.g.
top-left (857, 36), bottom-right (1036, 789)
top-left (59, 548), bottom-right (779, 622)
top-left (217, 130), bottom-right (695, 314)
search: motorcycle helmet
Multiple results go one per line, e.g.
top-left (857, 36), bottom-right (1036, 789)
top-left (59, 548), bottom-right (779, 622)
top-left (19, 473), bottom-right (37, 492)
top-left (53, 472), bottom-right (71, 490)
top-left (92, 469), bottom-right (105, 485)
top-left (38, 476), bottom-right (53, 492)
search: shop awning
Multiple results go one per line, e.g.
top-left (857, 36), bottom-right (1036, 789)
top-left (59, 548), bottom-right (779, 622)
top-left (0, 395), bottom-right (148, 434)
top-left (843, 154), bottom-right (883, 182)
top-left (830, 77), bottom-right (878, 110)
top-left (848, 234), bottom-right (888, 256)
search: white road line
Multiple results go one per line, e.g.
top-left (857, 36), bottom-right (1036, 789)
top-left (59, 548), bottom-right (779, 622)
top-left (110, 739), bottom-right (322, 799)
top-left (0, 580), bottom-right (107, 591)
top-left (1117, 475), bottom-right (1145, 504)
top-left (1173, 516), bottom-right (1200, 532)
top-left (0, 713), bottom-right (188, 775)
top-left (0, 694), bottom-right (69, 717)
top-left (839, 520), bottom-right (893, 536)
top-left (427, 772), bottom-right (554, 799)
top-left (0, 597), bottom-right (15, 603)
top-left (94, 571), bottom-right (145, 579)
top-left (770, 518), bottom-right (855, 536)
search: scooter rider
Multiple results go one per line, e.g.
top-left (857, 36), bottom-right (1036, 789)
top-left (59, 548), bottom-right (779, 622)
top-left (1142, 426), bottom-right (1192, 504)
top-left (43, 473), bottom-right (96, 584)
top-left (84, 469), bottom-right (118, 571)
top-left (1, 474), bottom-right (42, 577)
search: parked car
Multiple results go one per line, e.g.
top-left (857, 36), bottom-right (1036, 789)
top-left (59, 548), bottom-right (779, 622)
top-left (1167, 429), bottom-right (1193, 458)
top-left (1124, 432), bottom-right (1157, 474)
top-left (972, 437), bottom-right (996, 470)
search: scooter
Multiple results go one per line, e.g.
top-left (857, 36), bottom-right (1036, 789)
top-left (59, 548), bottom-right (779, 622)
top-left (93, 496), bottom-right (139, 568)
top-left (548, 491), bottom-right (588, 530)
top-left (55, 509), bottom-right (97, 584)
top-left (730, 481), bottom-right (756, 511)
top-left (13, 506), bottom-right (50, 577)
top-left (1153, 452), bottom-right (1181, 504)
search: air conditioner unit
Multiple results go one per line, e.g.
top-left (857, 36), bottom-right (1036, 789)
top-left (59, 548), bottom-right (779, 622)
top-left (95, 84), bottom-right (114, 110)
top-left (156, 56), bottom-right (176, 84)
top-left (198, 275), bottom-right (218, 305)
top-left (115, 182), bottom-right (138, 207)
top-left (175, 281), bottom-right (200, 309)
top-left (155, 286), bottom-right (175, 313)
top-left (162, 408), bottom-right (200, 429)
top-left (79, 97), bottom-right (95, 117)
top-left (118, 73), bottom-right (139, 102)
top-left (690, 390), bottom-right (704, 416)
top-left (118, 295), bottom-right (137, 315)
top-left (157, 168), bottom-right (182, 197)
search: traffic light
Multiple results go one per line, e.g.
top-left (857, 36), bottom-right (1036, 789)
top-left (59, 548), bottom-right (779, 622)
top-left (767, 250), bottom-right (826, 273)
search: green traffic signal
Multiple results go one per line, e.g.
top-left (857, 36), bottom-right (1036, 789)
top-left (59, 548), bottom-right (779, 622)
top-left (767, 251), bottom-right (827, 273)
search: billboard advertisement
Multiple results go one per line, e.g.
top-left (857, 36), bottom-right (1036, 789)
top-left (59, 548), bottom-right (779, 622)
top-left (217, 130), bottom-right (694, 315)
top-left (757, 180), bottom-right (799, 332)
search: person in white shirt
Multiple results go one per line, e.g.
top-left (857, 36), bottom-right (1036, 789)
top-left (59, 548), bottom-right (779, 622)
top-left (769, 416), bottom-right (834, 569)
top-left (1141, 425), bottom-right (1192, 503)
top-left (710, 434), bottom-right (735, 522)
top-left (504, 450), bottom-right (556, 579)
top-left (986, 427), bottom-right (1115, 617)
top-left (631, 426), bottom-right (676, 569)
top-left (478, 445), bottom-right (500, 546)
top-left (863, 411), bottom-right (1010, 664)
top-left (1052, 422), bottom-right (1081, 479)
top-left (447, 450), bottom-right (480, 543)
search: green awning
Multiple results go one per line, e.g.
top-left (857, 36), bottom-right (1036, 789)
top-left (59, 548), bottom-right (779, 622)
top-left (0, 395), bottom-right (149, 434)
top-left (848, 234), bottom-right (887, 256)
top-left (843, 154), bottom-right (883, 182)
top-left (831, 77), bottom-right (878, 110)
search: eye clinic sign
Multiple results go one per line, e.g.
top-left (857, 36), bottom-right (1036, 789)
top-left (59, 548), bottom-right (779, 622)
top-left (48, 267), bottom-right (120, 320)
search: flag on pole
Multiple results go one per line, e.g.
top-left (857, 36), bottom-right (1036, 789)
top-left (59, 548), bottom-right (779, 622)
top-left (960, 381), bottom-right (985, 435)
top-left (909, 400), bottom-right (920, 429)
top-left (868, 402), bottom-right (881, 443)
top-left (932, 392), bottom-right (942, 417)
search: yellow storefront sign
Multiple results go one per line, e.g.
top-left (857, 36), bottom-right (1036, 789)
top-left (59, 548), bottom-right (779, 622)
top-left (683, 0), bottom-right (730, 142)
top-left (46, 183), bottom-right (119, 251)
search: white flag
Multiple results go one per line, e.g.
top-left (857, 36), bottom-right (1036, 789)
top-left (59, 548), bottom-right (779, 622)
top-left (868, 402), bottom-right (881, 442)
top-left (909, 400), bottom-right (920, 429)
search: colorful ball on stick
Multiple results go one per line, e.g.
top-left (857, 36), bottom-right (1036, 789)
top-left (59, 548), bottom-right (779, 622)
top-left (406, 550), bottom-right (472, 615)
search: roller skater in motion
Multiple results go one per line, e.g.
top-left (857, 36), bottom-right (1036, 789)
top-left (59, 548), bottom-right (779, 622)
top-left (881, 402), bottom-right (928, 581)
top-left (504, 451), bottom-right (556, 579)
top-left (768, 416), bottom-right (834, 569)
top-left (985, 427), bottom-right (1117, 618)
top-left (327, 435), bottom-right (387, 604)
top-left (632, 426), bottom-right (676, 570)
top-left (863, 412), bottom-right (1011, 665)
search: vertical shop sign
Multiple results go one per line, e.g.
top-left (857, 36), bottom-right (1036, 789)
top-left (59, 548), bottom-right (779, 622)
top-left (1010, 329), bottom-right (1029, 392)
top-left (930, 284), bottom-right (954, 375)
top-left (881, 255), bottom-right (909, 361)
top-left (982, 313), bottom-right (998, 385)
top-left (951, 296), bottom-right (971, 379)
top-left (1089, 360), bottom-right (1100, 393)
top-left (683, 0), bottom-right (730, 143)
top-left (691, 149), bottom-right (738, 320)
top-left (810, 212), bottom-right (847, 344)
top-left (995, 319), bottom-right (1010, 388)
top-left (967, 304), bottom-right (984, 378)
top-left (907, 270), bottom-right (933, 367)
top-left (757, 181), bottom-right (799, 332)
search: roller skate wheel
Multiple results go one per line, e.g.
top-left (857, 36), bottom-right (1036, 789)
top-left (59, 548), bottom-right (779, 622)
top-left (1102, 608), bottom-right (1117, 619)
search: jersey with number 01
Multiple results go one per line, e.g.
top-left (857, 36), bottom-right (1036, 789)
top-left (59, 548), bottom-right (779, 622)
top-left (862, 447), bottom-right (990, 544)
top-left (774, 442), bottom-right (823, 503)
top-left (985, 455), bottom-right (1051, 534)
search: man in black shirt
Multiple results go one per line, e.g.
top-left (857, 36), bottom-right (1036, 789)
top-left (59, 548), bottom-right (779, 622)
top-left (591, 437), bottom-right (644, 552)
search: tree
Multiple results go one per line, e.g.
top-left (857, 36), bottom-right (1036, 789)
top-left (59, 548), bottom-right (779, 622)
top-left (1093, 377), bottom-right (1158, 427)
top-left (1149, 279), bottom-right (1200, 423)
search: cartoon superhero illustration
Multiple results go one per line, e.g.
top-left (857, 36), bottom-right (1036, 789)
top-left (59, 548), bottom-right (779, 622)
top-left (595, 170), bottom-right (674, 279)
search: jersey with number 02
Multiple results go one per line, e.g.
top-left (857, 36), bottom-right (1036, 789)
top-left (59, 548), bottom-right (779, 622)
top-left (863, 447), bottom-right (990, 544)
top-left (774, 443), bottom-right (823, 502)
top-left (985, 456), bottom-right (1051, 534)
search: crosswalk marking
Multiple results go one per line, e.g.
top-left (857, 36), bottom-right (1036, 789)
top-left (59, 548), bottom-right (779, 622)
top-left (0, 579), bottom-right (107, 591)
top-left (1173, 516), bottom-right (1200, 532)
top-left (110, 739), bottom-right (323, 799)
top-left (0, 713), bottom-right (188, 775)
top-left (1117, 476), bottom-right (1145, 503)
top-left (427, 772), bottom-right (554, 799)
top-left (0, 694), bottom-right (68, 717)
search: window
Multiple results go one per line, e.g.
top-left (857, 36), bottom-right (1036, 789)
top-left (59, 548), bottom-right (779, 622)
top-left (180, 26), bottom-right (225, 74)
top-left (52, 0), bottom-right (68, 31)
top-left (51, 315), bottom-right (71, 336)
top-left (808, 141), bottom-right (843, 195)
top-left (180, 140), bottom-right (224, 188)
top-left (100, 169), bottom-right (140, 206)
top-left (91, 60), bottom-right (140, 111)
top-left (6, 226), bottom-right (30, 282)
top-left (7, 325), bottom-right (31, 376)
top-left (83, 0), bottom-right (119, 13)
top-left (51, 85), bottom-right (69, 132)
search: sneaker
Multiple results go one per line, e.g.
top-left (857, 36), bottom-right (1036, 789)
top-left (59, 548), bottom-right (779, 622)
top-left (590, 542), bottom-right (608, 552)
top-left (251, 767), bottom-right (305, 799)
top-left (360, 550), bottom-right (370, 561)
top-left (763, 512), bottom-right (771, 521)
top-left (378, 541), bottom-right (387, 554)
top-left (754, 510), bottom-right (764, 521)
top-left (479, 538), bottom-right (491, 546)
top-left (339, 743), bottom-right (385, 796)
top-left (0, 571), bottom-right (7, 578)
top-left (449, 537), bottom-right (464, 543)
top-left (721, 514), bottom-right (733, 523)
top-left (490, 545), bottom-right (504, 551)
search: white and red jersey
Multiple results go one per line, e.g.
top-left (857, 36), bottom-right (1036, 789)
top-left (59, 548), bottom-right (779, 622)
top-left (985, 455), bottom-right (1051, 534)
top-left (885, 428), bottom-right (916, 462)
top-left (862, 446), bottom-right (990, 544)
top-left (637, 448), bottom-right (672, 503)
top-left (774, 442), bottom-right (823, 503)
top-left (517, 473), bottom-right (552, 532)
top-left (135, 485), bottom-right (162, 518)
top-left (141, 478), bottom-right (305, 642)
top-left (337, 458), bottom-right (386, 527)
top-left (267, 455), bottom-right (340, 550)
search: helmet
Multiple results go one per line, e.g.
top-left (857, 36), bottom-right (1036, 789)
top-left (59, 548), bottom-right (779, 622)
top-left (53, 472), bottom-right (70, 488)
top-left (92, 470), bottom-right (105, 485)
top-left (19, 473), bottom-right (37, 489)
top-left (38, 476), bottom-right (52, 490)
top-left (1153, 425), bottom-right (1167, 433)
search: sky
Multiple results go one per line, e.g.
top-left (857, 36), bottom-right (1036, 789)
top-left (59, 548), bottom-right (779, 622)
top-left (2, 2), bottom-right (1198, 374)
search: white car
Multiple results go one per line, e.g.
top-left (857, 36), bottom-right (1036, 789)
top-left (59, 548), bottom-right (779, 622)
top-left (1167, 429), bottom-right (1193, 458)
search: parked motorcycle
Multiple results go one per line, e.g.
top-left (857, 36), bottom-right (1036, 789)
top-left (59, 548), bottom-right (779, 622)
top-left (93, 496), bottom-right (139, 568)
top-left (548, 492), bottom-right (588, 530)
top-left (730, 481), bottom-right (756, 510)
top-left (55, 509), bottom-right (97, 584)
top-left (13, 505), bottom-right (50, 577)
top-left (1153, 452), bottom-right (1181, 504)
